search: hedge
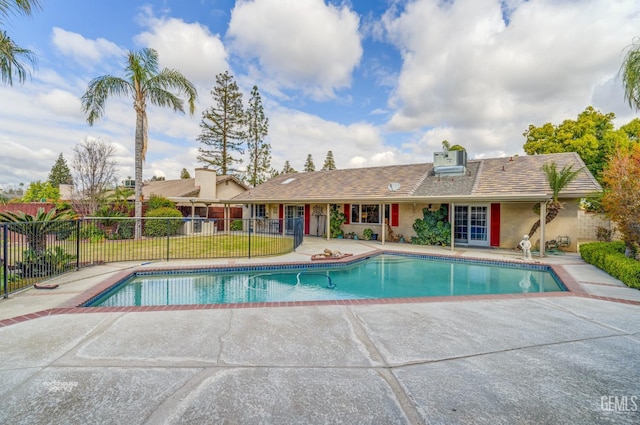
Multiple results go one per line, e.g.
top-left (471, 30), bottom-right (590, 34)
top-left (580, 241), bottom-right (640, 289)
top-left (144, 207), bottom-right (183, 237)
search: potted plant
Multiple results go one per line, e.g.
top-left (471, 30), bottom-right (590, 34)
top-left (362, 228), bottom-right (373, 240)
top-left (398, 234), bottom-right (405, 243)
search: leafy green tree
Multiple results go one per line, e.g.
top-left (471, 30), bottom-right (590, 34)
top-left (180, 168), bottom-right (191, 179)
top-left (322, 151), bottom-right (336, 170)
top-left (281, 160), bottom-right (296, 174)
top-left (245, 85), bottom-right (271, 187)
top-left (197, 70), bottom-right (245, 175)
top-left (441, 140), bottom-right (465, 151)
top-left (22, 181), bottom-right (60, 202)
top-left (620, 38), bottom-right (640, 112)
top-left (602, 144), bottom-right (640, 257)
top-left (81, 48), bottom-right (196, 238)
top-left (47, 153), bottom-right (73, 187)
top-left (523, 106), bottom-right (631, 182)
top-left (149, 175), bottom-right (165, 181)
top-left (0, 0), bottom-right (41, 85)
top-left (526, 162), bottom-right (582, 239)
top-left (304, 154), bottom-right (315, 172)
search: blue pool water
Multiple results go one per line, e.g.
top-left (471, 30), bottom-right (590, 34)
top-left (86, 254), bottom-right (565, 307)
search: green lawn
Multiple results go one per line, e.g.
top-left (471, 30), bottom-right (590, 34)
top-left (1, 233), bottom-right (295, 295)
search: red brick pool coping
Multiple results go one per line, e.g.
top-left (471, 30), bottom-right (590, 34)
top-left (2, 251), bottom-right (639, 328)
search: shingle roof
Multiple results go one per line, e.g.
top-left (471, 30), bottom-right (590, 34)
top-left (133, 175), bottom-right (249, 200)
top-left (234, 163), bottom-right (431, 202)
top-left (233, 152), bottom-right (602, 203)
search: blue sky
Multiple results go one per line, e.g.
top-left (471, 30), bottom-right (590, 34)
top-left (0, 0), bottom-right (638, 188)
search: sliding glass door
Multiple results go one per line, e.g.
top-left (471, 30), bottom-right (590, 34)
top-left (454, 205), bottom-right (489, 246)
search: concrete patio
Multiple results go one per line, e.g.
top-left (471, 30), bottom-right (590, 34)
top-left (1, 239), bottom-right (639, 424)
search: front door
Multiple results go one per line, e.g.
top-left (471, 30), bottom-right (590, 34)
top-left (285, 205), bottom-right (304, 234)
top-left (454, 205), bottom-right (489, 246)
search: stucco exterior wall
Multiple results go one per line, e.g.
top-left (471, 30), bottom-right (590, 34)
top-left (216, 181), bottom-right (246, 201)
top-left (500, 201), bottom-right (581, 252)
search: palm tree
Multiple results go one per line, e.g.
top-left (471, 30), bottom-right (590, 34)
top-left (620, 38), bottom-right (640, 111)
top-left (0, 0), bottom-right (41, 85)
top-left (81, 48), bottom-right (196, 238)
top-left (0, 207), bottom-right (76, 255)
top-left (526, 161), bottom-right (582, 239)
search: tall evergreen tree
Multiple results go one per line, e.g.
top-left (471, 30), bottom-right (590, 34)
top-left (304, 154), bottom-right (315, 172)
top-left (180, 168), bottom-right (191, 179)
top-left (245, 85), bottom-right (271, 186)
top-left (47, 153), bottom-right (73, 187)
top-left (281, 161), bottom-right (296, 174)
top-left (197, 71), bottom-right (245, 175)
top-left (322, 150), bottom-right (336, 170)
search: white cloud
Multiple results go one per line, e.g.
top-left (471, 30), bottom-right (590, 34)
top-left (51, 27), bottom-right (124, 65)
top-left (227, 0), bottom-right (363, 100)
top-left (381, 0), bottom-right (640, 156)
top-left (267, 107), bottom-right (401, 171)
top-left (134, 7), bottom-right (229, 86)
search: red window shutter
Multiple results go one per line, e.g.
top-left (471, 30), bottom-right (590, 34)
top-left (490, 203), bottom-right (500, 247)
top-left (344, 204), bottom-right (350, 224)
top-left (304, 204), bottom-right (310, 234)
top-left (391, 203), bottom-right (399, 227)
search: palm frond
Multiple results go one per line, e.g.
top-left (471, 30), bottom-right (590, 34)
top-left (620, 39), bottom-right (640, 112)
top-left (81, 75), bottom-right (132, 124)
top-left (0, 30), bottom-right (36, 85)
top-left (543, 161), bottom-right (583, 201)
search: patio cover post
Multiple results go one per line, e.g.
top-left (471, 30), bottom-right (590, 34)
top-left (326, 203), bottom-right (330, 241)
top-left (450, 203), bottom-right (455, 252)
top-left (539, 201), bottom-right (546, 257)
top-left (381, 203), bottom-right (385, 245)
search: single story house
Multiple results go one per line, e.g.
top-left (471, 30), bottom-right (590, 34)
top-left (232, 151), bottom-right (602, 255)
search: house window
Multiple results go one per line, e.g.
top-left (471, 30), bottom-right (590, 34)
top-left (350, 204), bottom-right (380, 224)
top-left (253, 204), bottom-right (266, 218)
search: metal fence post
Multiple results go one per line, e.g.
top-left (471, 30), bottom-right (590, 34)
top-left (75, 218), bottom-right (81, 271)
top-left (2, 224), bottom-right (7, 298)
top-left (166, 218), bottom-right (170, 261)
top-left (248, 218), bottom-right (251, 259)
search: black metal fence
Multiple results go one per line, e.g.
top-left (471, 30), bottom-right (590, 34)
top-left (1, 216), bottom-right (303, 297)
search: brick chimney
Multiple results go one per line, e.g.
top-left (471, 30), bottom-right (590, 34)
top-left (195, 167), bottom-right (217, 199)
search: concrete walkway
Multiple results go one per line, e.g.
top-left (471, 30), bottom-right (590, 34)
top-left (1, 239), bottom-right (639, 424)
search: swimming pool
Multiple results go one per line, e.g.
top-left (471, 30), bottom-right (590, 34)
top-left (84, 254), bottom-right (565, 307)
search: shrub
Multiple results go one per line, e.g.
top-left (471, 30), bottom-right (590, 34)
top-left (580, 241), bottom-right (640, 289)
top-left (231, 219), bottom-right (243, 231)
top-left (362, 228), bottom-right (373, 240)
top-left (144, 207), bottom-right (183, 237)
top-left (147, 194), bottom-right (176, 210)
top-left (79, 222), bottom-right (105, 242)
top-left (412, 205), bottom-right (451, 246)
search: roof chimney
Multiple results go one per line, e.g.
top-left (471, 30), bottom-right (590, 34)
top-left (195, 167), bottom-right (216, 199)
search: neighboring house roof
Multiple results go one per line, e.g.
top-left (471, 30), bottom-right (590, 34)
top-left (132, 175), bottom-right (249, 201)
top-left (233, 152), bottom-right (601, 203)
